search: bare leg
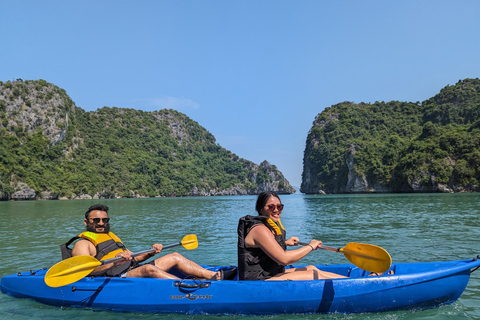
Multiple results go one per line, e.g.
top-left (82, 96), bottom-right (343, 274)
top-left (153, 252), bottom-right (218, 279)
top-left (267, 269), bottom-right (317, 280)
top-left (126, 252), bottom-right (219, 279)
top-left (126, 264), bottom-right (180, 279)
top-left (268, 265), bottom-right (347, 281)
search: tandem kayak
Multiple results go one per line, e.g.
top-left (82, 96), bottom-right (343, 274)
top-left (1, 258), bottom-right (479, 315)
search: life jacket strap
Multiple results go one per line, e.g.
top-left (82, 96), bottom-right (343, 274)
top-left (266, 218), bottom-right (285, 235)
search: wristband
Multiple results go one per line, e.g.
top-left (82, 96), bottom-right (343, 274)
top-left (308, 244), bottom-right (314, 251)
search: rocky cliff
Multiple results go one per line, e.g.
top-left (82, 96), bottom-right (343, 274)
top-left (0, 79), bottom-right (295, 200)
top-left (301, 78), bottom-right (480, 194)
top-left (0, 79), bottom-right (74, 145)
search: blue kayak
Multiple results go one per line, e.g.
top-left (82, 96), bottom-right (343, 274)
top-left (1, 258), bottom-right (479, 315)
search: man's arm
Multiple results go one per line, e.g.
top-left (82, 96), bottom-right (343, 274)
top-left (71, 239), bottom-right (131, 276)
top-left (71, 239), bottom-right (96, 256)
top-left (132, 243), bottom-right (163, 263)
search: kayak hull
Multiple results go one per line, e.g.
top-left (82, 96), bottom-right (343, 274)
top-left (2, 258), bottom-right (479, 315)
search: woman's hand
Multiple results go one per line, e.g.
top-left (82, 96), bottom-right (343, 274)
top-left (308, 239), bottom-right (322, 251)
top-left (285, 237), bottom-right (300, 246)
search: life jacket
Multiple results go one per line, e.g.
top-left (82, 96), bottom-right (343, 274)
top-left (237, 215), bottom-right (287, 280)
top-left (60, 231), bottom-right (134, 277)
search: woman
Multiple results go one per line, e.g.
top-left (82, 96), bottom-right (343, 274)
top-left (237, 191), bottom-right (347, 280)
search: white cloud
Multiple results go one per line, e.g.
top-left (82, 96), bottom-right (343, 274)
top-left (218, 135), bottom-right (250, 146)
top-left (147, 96), bottom-right (200, 111)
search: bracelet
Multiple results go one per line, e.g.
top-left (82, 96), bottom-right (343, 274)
top-left (308, 244), bottom-right (314, 251)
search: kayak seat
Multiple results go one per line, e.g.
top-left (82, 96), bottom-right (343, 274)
top-left (348, 265), bottom-right (397, 278)
top-left (217, 266), bottom-right (238, 281)
top-left (348, 267), bottom-right (367, 278)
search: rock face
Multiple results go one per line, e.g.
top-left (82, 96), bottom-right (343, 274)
top-left (188, 160), bottom-right (295, 196)
top-left (344, 144), bottom-right (368, 192)
top-left (11, 183), bottom-right (36, 200)
top-left (0, 79), bottom-right (295, 200)
top-left (253, 161), bottom-right (295, 194)
top-left (0, 79), bottom-right (74, 146)
top-left (301, 79), bottom-right (480, 194)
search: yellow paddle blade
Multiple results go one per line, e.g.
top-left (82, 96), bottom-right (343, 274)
top-left (45, 255), bottom-right (101, 287)
top-left (181, 234), bottom-right (198, 250)
top-left (44, 235), bottom-right (197, 288)
top-left (340, 242), bottom-right (392, 273)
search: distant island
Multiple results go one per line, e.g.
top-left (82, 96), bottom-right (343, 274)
top-left (2, 78), bottom-right (478, 200)
top-left (0, 79), bottom-right (295, 200)
top-left (302, 78), bottom-right (480, 194)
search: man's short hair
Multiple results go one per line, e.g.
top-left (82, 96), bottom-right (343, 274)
top-left (85, 204), bottom-right (109, 219)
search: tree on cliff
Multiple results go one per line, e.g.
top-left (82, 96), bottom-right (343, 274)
top-left (301, 78), bottom-right (480, 194)
top-left (0, 79), bottom-right (294, 200)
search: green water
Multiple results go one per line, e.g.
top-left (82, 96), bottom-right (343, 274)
top-left (1, 193), bottom-right (479, 319)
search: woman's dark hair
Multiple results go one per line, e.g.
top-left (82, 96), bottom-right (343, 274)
top-left (255, 191), bottom-right (281, 215)
top-left (85, 204), bottom-right (109, 219)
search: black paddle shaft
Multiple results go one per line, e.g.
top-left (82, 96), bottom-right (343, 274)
top-left (101, 242), bottom-right (182, 265)
top-left (297, 241), bottom-right (341, 253)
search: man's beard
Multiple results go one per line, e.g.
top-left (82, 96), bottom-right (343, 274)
top-left (86, 222), bottom-right (110, 233)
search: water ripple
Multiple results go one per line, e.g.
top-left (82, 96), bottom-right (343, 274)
top-left (1, 193), bottom-right (479, 319)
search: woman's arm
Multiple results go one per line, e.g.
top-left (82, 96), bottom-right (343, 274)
top-left (247, 225), bottom-right (321, 266)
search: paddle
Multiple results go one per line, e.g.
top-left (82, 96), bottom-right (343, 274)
top-left (45, 234), bottom-right (198, 288)
top-left (297, 241), bottom-right (392, 273)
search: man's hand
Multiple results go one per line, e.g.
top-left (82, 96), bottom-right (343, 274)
top-left (150, 243), bottom-right (163, 256)
top-left (114, 250), bottom-right (133, 264)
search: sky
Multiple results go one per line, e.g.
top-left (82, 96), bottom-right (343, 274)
top-left (2, 1), bottom-right (480, 188)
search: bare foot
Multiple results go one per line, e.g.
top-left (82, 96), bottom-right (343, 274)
top-left (208, 271), bottom-right (222, 280)
top-left (368, 270), bottom-right (394, 276)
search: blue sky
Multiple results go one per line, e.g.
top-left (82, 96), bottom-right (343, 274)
top-left (2, 1), bottom-right (480, 188)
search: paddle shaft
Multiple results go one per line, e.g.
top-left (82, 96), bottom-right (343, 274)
top-left (297, 242), bottom-right (339, 253)
top-left (298, 241), bottom-right (389, 262)
top-left (102, 242), bottom-right (182, 265)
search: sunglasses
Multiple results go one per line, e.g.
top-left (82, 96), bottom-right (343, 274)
top-left (88, 218), bottom-right (110, 224)
top-left (266, 204), bottom-right (284, 212)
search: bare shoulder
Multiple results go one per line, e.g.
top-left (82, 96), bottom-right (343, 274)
top-left (248, 224), bottom-right (271, 238)
top-left (72, 239), bottom-right (96, 256)
top-left (247, 224), bottom-right (276, 246)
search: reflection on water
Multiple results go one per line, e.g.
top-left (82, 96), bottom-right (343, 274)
top-left (1, 193), bottom-right (479, 319)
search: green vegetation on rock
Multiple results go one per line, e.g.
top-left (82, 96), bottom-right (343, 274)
top-left (301, 78), bottom-right (480, 194)
top-left (0, 80), bottom-right (294, 200)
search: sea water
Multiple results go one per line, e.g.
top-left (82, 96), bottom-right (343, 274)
top-left (1, 193), bottom-right (479, 319)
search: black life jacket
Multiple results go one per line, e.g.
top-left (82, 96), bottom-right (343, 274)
top-left (237, 215), bottom-right (287, 280)
top-left (60, 231), bottom-right (134, 277)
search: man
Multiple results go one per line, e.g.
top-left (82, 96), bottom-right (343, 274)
top-left (66, 204), bottom-right (221, 280)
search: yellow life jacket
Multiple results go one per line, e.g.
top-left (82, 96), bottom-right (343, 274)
top-left (265, 218), bottom-right (286, 236)
top-left (60, 231), bottom-right (132, 277)
top-left (78, 231), bottom-right (127, 261)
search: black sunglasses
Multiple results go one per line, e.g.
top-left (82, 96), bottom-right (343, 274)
top-left (89, 218), bottom-right (110, 223)
top-left (266, 204), bottom-right (284, 212)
